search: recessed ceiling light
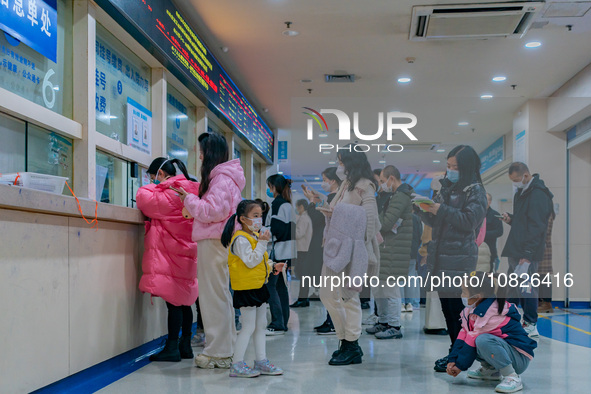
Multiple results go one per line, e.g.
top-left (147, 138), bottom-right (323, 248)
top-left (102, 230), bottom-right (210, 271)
top-left (468, 110), bottom-right (477, 114)
top-left (319, 133), bottom-right (328, 138)
top-left (492, 76), bottom-right (506, 82)
top-left (278, 171), bottom-right (283, 174)
top-left (458, 122), bottom-right (469, 126)
top-left (525, 41), bottom-right (541, 48)
top-left (397, 77), bottom-right (411, 83)
top-left (433, 160), bottom-right (441, 163)
top-left (379, 160), bottom-right (386, 164)
top-left (452, 131), bottom-right (461, 135)
top-left (328, 161), bottom-right (336, 165)
top-left (300, 79), bottom-right (312, 83)
top-left (481, 94), bottom-right (493, 99)
top-left (437, 149), bottom-right (445, 153)
top-left (314, 177), bottom-right (320, 180)
top-left (322, 151), bottom-right (331, 155)
top-left (282, 30), bottom-right (299, 36)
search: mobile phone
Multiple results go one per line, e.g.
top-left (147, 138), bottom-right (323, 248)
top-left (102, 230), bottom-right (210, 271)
top-left (495, 214), bottom-right (504, 219)
top-left (169, 186), bottom-right (181, 193)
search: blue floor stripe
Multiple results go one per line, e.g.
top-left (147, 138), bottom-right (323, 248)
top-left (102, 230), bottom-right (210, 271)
top-left (31, 324), bottom-right (197, 393)
top-left (538, 310), bottom-right (591, 349)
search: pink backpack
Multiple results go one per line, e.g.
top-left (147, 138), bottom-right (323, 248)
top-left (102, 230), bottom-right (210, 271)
top-left (476, 217), bottom-right (487, 246)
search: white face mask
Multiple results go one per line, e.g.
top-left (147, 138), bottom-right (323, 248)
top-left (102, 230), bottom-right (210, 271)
top-left (321, 181), bottom-right (332, 193)
top-left (381, 180), bottom-right (392, 193)
top-left (245, 217), bottom-right (263, 232)
top-left (512, 175), bottom-right (526, 189)
top-left (336, 165), bottom-right (346, 181)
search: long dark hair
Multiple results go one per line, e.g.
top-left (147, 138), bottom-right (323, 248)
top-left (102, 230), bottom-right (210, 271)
top-left (198, 132), bottom-right (229, 197)
top-left (338, 146), bottom-right (377, 191)
top-left (465, 271), bottom-right (506, 315)
top-left (267, 174), bottom-right (292, 203)
top-left (322, 167), bottom-right (342, 187)
top-left (221, 199), bottom-right (260, 248)
top-left (255, 198), bottom-right (270, 215)
top-left (447, 145), bottom-right (482, 189)
top-left (147, 157), bottom-right (195, 181)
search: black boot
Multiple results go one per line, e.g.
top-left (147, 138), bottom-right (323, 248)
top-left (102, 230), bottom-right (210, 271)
top-left (179, 335), bottom-right (194, 359)
top-left (290, 298), bottom-right (310, 308)
top-left (149, 338), bottom-right (181, 362)
top-left (329, 340), bottom-right (362, 365)
top-left (331, 340), bottom-right (344, 358)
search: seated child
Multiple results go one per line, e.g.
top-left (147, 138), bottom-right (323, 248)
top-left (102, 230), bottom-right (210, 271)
top-left (446, 272), bottom-right (537, 393)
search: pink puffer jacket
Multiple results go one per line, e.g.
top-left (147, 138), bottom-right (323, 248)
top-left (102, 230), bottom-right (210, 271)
top-left (184, 159), bottom-right (246, 242)
top-left (136, 175), bottom-right (200, 306)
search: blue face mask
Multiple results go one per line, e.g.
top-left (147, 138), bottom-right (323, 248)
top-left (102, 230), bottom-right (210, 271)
top-left (153, 179), bottom-right (160, 185)
top-left (447, 169), bottom-right (459, 183)
top-left (266, 187), bottom-right (274, 198)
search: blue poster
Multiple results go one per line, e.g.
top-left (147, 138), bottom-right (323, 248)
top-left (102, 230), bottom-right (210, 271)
top-left (278, 141), bottom-right (288, 160)
top-left (479, 136), bottom-right (504, 174)
top-left (0, 0), bottom-right (58, 62)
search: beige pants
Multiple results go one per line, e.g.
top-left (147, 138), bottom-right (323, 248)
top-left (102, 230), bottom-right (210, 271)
top-left (319, 265), bottom-right (362, 341)
top-left (197, 239), bottom-right (236, 358)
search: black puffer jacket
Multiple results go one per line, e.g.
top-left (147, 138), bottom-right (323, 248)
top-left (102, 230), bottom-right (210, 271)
top-left (501, 174), bottom-right (553, 262)
top-left (418, 179), bottom-right (487, 293)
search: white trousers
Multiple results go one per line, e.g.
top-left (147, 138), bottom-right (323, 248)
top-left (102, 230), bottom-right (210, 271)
top-left (197, 239), bottom-right (236, 358)
top-left (319, 265), bottom-right (362, 341)
top-left (234, 305), bottom-right (267, 363)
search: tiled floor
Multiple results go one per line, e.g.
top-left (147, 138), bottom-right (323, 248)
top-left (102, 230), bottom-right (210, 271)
top-left (98, 303), bottom-right (591, 394)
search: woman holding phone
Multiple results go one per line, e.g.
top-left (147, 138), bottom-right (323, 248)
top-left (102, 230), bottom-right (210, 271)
top-left (177, 132), bottom-right (246, 369)
top-left (136, 158), bottom-right (200, 362)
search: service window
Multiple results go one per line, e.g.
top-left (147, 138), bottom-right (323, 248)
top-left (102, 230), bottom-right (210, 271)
top-left (95, 24), bottom-right (151, 144)
top-left (166, 83), bottom-right (196, 175)
top-left (0, 0), bottom-right (73, 117)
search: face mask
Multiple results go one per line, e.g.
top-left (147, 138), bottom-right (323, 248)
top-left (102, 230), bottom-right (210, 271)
top-left (512, 175), bottom-right (525, 189)
top-left (152, 160), bottom-right (169, 185)
top-left (336, 165), bottom-right (346, 181)
top-left (321, 182), bottom-right (332, 193)
top-left (447, 169), bottom-right (459, 183)
top-left (245, 217), bottom-right (263, 232)
top-left (381, 181), bottom-right (392, 193)
top-left (266, 187), bottom-right (274, 198)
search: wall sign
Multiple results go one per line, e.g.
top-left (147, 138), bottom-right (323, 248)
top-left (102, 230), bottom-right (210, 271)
top-left (95, 0), bottom-right (274, 163)
top-left (126, 97), bottom-right (152, 155)
top-left (0, 0), bottom-right (58, 62)
top-left (479, 136), bottom-right (504, 174)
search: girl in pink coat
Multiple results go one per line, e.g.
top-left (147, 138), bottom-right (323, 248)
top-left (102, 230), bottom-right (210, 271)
top-left (136, 158), bottom-right (200, 362)
top-left (178, 132), bottom-right (246, 369)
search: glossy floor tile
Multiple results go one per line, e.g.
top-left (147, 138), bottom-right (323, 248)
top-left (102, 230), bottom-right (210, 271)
top-left (99, 303), bottom-right (591, 394)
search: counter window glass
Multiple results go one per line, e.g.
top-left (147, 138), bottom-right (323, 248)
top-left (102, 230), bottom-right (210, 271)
top-left (166, 84), bottom-right (196, 176)
top-left (0, 0), bottom-right (73, 117)
top-left (95, 24), bottom-right (151, 144)
top-left (0, 112), bottom-right (25, 174)
top-left (27, 124), bottom-right (73, 195)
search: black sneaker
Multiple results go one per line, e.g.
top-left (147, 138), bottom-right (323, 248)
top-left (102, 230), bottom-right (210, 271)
top-left (317, 324), bottom-right (336, 335)
top-left (314, 321), bottom-right (329, 331)
top-left (360, 301), bottom-right (370, 310)
top-left (434, 355), bottom-right (448, 372)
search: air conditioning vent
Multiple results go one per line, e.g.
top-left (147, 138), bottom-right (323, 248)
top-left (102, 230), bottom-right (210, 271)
top-left (409, 2), bottom-right (544, 41)
top-left (325, 74), bottom-right (356, 83)
top-left (401, 143), bottom-right (439, 152)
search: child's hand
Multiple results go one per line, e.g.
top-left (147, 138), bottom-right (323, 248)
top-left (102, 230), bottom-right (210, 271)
top-left (259, 229), bottom-right (271, 241)
top-left (273, 262), bottom-right (286, 275)
top-left (177, 187), bottom-right (189, 202)
top-left (446, 362), bottom-right (461, 377)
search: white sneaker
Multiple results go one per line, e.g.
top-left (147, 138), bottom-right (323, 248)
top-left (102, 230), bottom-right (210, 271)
top-left (522, 322), bottom-right (539, 338)
top-left (265, 328), bottom-right (285, 336)
top-left (406, 303), bottom-right (414, 312)
top-left (467, 366), bottom-right (502, 381)
top-left (495, 374), bottom-right (523, 393)
top-left (362, 314), bottom-right (379, 325)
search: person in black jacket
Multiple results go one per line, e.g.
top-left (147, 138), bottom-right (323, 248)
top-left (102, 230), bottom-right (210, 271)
top-left (484, 193), bottom-right (504, 272)
top-left (416, 145), bottom-right (487, 373)
top-left (265, 175), bottom-right (297, 335)
top-left (501, 162), bottom-right (553, 338)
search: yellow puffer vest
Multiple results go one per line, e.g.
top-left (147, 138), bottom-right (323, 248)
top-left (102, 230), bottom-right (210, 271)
top-left (228, 230), bottom-right (269, 291)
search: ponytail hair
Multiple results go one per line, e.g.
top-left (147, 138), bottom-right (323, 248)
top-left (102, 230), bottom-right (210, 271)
top-left (266, 174), bottom-right (292, 203)
top-left (466, 271), bottom-right (506, 315)
top-left (220, 199), bottom-right (261, 248)
top-left (147, 157), bottom-right (197, 181)
top-left (199, 132), bottom-right (229, 197)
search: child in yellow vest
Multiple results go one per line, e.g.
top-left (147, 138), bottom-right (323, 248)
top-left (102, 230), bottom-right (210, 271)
top-left (221, 200), bottom-right (285, 378)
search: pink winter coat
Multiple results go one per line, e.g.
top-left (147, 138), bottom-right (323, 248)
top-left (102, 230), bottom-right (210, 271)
top-left (136, 175), bottom-right (200, 306)
top-left (184, 159), bottom-right (246, 242)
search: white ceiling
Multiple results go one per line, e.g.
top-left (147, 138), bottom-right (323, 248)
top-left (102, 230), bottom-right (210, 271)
top-left (175, 0), bottom-right (591, 176)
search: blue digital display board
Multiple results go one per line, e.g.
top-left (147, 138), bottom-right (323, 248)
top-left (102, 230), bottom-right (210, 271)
top-left (95, 0), bottom-right (274, 163)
